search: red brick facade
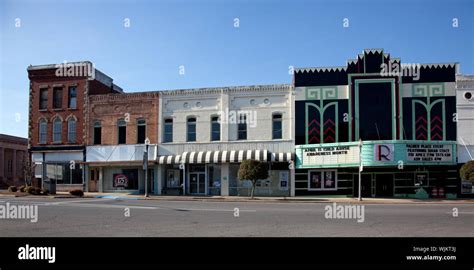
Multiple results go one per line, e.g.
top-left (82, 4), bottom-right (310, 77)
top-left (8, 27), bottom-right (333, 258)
top-left (88, 92), bottom-right (159, 145)
top-left (28, 64), bottom-right (121, 149)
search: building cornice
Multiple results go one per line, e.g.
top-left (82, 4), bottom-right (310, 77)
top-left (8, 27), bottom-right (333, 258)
top-left (159, 84), bottom-right (292, 97)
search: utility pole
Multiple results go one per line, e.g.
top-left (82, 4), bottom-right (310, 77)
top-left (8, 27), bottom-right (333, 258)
top-left (144, 137), bottom-right (150, 197)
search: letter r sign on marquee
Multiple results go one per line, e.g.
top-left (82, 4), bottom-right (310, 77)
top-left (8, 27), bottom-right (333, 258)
top-left (374, 144), bottom-right (394, 162)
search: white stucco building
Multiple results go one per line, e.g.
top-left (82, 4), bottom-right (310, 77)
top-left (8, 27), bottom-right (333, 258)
top-left (456, 75), bottom-right (474, 164)
top-left (156, 84), bottom-right (295, 196)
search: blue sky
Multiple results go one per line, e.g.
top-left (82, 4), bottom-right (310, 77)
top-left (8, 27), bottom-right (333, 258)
top-left (1, 0), bottom-right (473, 138)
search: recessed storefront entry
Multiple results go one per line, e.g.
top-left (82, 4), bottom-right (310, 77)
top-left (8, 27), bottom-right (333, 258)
top-left (353, 173), bottom-right (394, 198)
top-left (375, 174), bottom-right (394, 197)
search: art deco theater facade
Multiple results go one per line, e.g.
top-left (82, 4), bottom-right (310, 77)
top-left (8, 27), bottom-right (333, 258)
top-left (294, 49), bottom-right (459, 198)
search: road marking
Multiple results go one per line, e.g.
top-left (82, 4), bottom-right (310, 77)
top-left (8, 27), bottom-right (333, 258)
top-left (45, 198), bottom-right (115, 205)
top-left (175, 208), bottom-right (257, 212)
top-left (60, 203), bottom-right (158, 210)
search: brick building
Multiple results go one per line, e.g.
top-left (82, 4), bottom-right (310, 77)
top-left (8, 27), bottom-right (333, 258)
top-left (0, 134), bottom-right (28, 188)
top-left (27, 62), bottom-right (122, 191)
top-left (85, 92), bottom-right (159, 193)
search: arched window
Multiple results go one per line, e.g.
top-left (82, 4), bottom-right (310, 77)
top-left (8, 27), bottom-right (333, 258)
top-left (211, 116), bottom-right (220, 141)
top-left (39, 119), bottom-right (47, 144)
top-left (67, 118), bottom-right (77, 143)
top-left (53, 118), bottom-right (62, 142)
top-left (272, 113), bottom-right (283, 139)
top-left (237, 114), bottom-right (247, 140)
top-left (118, 119), bottom-right (127, 144)
top-left (137, 119), bottom-right (146, 144)
top-left (187, 117), bottom-right (196, 142)
top-left (93, 121), bottom-right (101, 145)
top-left (163, 118), bottom-right (173, 143)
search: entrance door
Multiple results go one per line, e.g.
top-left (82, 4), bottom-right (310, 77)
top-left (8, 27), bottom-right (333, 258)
top-left (375, 174), bottom-right (393, 197)
top-left (88, 168), bottom-right (99, 192)
top-left (189, 172), bottom-right (206, 195)
top-left (354, 174), bottom-right (372, 197)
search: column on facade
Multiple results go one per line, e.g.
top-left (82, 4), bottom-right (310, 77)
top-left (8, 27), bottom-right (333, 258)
top-left (12, 149), bottom-right (17, 184)
top-left (98, 167), bottom-right (104, 193)
top-left (220, 163), bottom-right (229, 196)
top-left (156, 165), bottom-right (162, 195)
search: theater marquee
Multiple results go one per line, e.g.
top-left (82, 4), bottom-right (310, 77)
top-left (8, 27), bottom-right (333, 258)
top-left (299, 144), bottom-right (360, 168)
top-left (296, 141), bottom-right (456, 168)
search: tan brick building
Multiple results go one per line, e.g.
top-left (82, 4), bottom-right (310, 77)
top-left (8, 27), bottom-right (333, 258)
top-left (0, 134), bottom-right (28, 188)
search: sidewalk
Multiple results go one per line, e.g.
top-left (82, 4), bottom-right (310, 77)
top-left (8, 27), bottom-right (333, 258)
top-left (1, 190), bottom-right (472, 204)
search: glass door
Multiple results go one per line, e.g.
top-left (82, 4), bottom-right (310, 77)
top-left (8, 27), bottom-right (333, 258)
top-left (198, 173), bottom-right (205, 194)
top-left (189, 172), bottom-right (206, 195)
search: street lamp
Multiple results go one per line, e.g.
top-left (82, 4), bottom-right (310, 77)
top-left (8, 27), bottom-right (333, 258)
top-left (179, 161), bottom-right (185, 196)
top-left (143, 137), bottom-right (150, 197)
top-left (358, 138), bottom-right (363, 202)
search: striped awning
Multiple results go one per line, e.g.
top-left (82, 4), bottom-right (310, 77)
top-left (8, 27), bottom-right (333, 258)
top-left (157, 150), bottom-right (294, 164)
top-left (157, 155), bottom-right (181, 165)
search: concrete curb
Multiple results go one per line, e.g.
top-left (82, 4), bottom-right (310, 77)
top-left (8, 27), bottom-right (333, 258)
top-left (130, 195), bottom-right (474, 204)
top-left (1, 192), bottom-right (473, 204)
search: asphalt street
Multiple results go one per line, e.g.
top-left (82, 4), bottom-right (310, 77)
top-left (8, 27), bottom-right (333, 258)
top-left (0, 196), bottom-right (473, 237)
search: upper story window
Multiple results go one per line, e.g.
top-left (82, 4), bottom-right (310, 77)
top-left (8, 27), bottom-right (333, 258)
top-left (39, 89), bottom-right (48, 110)
top-left (272, 113), bottom-right (283, 139)
top-left (93, 121), bottom-right (101, 145)
top-left (163, 118), bottom-right (173, 143)
top-left (187, 117), bottom-right (196, 142)
top-left (67, 118), bottom-right (77, 143)
top-left (53, 118), bottom-right (62, 142)
top-left (68, 86), bottom-right (77, 109)
top-left (211, 116), bottom-right (220, 141)
top-left (53, 87), bottom-right (63, 109)
top-left (118, 119), bottom-right (126, 144)
top-left (137, 119), bottom-right (146, 144)
top-left (238, 114), bottom-right (247, 140)
top-left (39, 119), bottom-right (47, 144)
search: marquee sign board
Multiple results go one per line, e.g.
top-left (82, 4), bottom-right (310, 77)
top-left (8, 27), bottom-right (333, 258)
top-left (406, 144), bottom-right (453, 162)
top-left (301, 145), bottom-right (360, 167)
top-left (296, 141), bottom-right (456, 169)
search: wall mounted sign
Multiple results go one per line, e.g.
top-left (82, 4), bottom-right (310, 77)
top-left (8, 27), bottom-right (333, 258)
top-left (406, 144), bottom-right (452, 162)
top-left (301, 145), bottom-right (360, 167)
top-left (461, 181), bottom-right (473, 194)
top-left (374, 144), bottom-right (394, 161)
top-left (296, 141), bottom-right (456, 169)
top-left (279, 171), bottom-right (289, 191)
top-left (113, 174), bottom-right (129, 188)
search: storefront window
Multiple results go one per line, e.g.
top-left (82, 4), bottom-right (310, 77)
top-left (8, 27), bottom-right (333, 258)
top-left (46, 163), bottom-right (82, 184)
top-left (228, 164), bottom-right (240, 196)
top-left (166, 169), bottom-right (181, 188)
top-left (208, 165), bottom-right (221, 195)
top-left (308, 170), bottom-right (337, 191)
top-left (113, 169), bottom-right (138, 190)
